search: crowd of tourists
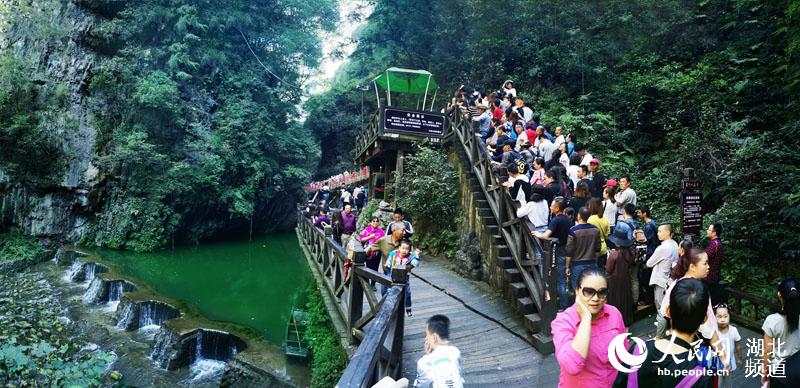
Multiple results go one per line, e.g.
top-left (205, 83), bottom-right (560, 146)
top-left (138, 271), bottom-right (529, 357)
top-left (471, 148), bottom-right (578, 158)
top-left (304, 191), bottom-right (462, 387)
top-left (452, 81), bottom-right (799, 387)
top-left (301, 80), bottom-right (798, 388)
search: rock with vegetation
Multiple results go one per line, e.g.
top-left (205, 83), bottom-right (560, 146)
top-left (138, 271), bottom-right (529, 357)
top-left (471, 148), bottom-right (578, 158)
top-left (304, 283), bottom-right (347, 387)
top-left (0, 270), bottom-right (116, 387)
top-left (0, 0), bottom-right (336, 251)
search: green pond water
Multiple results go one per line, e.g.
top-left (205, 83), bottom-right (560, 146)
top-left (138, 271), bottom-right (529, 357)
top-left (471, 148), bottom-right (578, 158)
top-left (95, 232), bottom-right (311, 345)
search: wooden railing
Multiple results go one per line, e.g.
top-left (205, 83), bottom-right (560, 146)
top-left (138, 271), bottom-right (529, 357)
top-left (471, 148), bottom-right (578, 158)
top-left (354, 108), bottom-right (382, 161)
top-left (726, 286), bottom-right (781, 332)
top-left (446, 107), bottom-right (558, 341)
top-left (297, 212), bottom-right (406, 387)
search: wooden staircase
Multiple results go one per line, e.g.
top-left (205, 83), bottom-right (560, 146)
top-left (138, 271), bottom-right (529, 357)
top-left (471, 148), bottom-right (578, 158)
top-left (450, 120), bottom-right (556, 354)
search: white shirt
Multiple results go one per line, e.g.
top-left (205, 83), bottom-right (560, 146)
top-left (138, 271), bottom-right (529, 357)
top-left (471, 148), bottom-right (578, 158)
top-left (580, 152), bottom-right (594, 166)
top-left (553, 134), bottom-right (565, 150)
top-left (567, 165), bottom-right (579, 189)
top-left (602, 199), bottom-right (618, 226)
top-left (717, 326), bottom-right (741, 370)
top-left (503, 87), bottom-right (517, 98)
top-left (414, 344), bottom-right (464, 388)
top-left (559, 152), bottom-right (569, 169)
top-left (514, 131), bottom-right (529, 152)
top-left (616, 188), bottom-right (638, 207)
top-left (518, 200), bottom-right (550, 228)
top-left (539, 139), bottom-right (555, 163)
top-left (646, 239), bottom-right (679, 289)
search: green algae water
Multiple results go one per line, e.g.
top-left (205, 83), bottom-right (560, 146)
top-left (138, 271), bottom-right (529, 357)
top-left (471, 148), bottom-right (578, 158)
top-left (95, 233), bottom-right (311, 345)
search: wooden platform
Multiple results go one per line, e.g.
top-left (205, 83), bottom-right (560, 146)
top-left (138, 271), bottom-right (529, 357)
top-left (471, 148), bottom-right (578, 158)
top-left (400, 255), bottom-right (543, 386)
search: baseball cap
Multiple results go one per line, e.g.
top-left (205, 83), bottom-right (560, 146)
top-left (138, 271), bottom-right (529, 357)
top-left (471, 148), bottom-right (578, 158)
top-left (603, 179), bottom-right (618, 188)
top-left (590, 158), bottom-right (601, 165)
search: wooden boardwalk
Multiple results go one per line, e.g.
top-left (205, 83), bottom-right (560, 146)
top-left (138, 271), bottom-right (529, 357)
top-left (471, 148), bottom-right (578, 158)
top-left (400, 255), bottom-right (543, 386)
top-left (397, 255), bottom-right (765, 387)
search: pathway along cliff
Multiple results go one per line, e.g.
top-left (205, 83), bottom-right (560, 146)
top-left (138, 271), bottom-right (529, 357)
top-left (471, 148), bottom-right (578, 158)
top-left (0, 234), bottom-right (313, 387)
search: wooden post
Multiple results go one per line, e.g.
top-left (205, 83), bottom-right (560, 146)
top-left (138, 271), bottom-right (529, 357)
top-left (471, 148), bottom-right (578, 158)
top-left (348, 266), bottom-right (365, 345)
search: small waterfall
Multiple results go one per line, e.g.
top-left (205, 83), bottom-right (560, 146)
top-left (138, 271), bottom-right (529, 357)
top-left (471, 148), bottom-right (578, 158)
top-left (52, 247), bottom-right (62, 263)
top-left (139, 301), bottom-right (179, 328)
top-left (184, 330), bottom-right (227, 384)
top-left (63, 260), bottom-right (83, 283)
top-left (84, 262), bottom-right (96, 282)
top-left (150, 327), bottom-right (179, 369)
top-left (108, 281), bottom-right (124, 302)
top-left (83, 277), bottom-right (103, 303)
top-left (115, 301), bottom-right (135, 330)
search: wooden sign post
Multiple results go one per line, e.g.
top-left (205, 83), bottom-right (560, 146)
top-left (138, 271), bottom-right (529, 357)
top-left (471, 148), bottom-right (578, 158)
top-left (680, 168), bottom-right (703, 241)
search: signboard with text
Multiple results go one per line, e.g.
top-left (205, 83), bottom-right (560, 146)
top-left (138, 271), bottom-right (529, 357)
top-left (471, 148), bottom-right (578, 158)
top-left (383, 107), bottom-right (445, 138)
top-left (681, 178), bottom-right (703, 236)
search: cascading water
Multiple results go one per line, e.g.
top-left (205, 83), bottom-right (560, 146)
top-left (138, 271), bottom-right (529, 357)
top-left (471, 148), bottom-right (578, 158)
top-left (150, 327), bottom-right (179, 368)
top-left (186, 330), bottom-right (227, 384)
top-left (63, 260), bottom-right (83, 283)
top-left (84, 262), bottom-right (96, 282)
top-left (115, 301), bottom-right (134, 330)
top-left (83, 277), bottom-right (103, 303)
top-left (108, 281), bottom-right (124, 302)
top-left (52, 248), bottom-right (62, 263)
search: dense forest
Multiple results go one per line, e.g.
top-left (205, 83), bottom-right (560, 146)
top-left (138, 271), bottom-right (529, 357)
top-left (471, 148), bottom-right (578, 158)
top-left (0, 0), bottom-right (336, 251)
top-left (306, 0), bottom-right (800, 295)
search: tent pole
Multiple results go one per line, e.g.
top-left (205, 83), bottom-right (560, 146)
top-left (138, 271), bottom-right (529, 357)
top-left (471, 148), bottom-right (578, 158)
top-left (422, 74), bottom-right (431, 110)
top-left (373, 80), bottom-right (380, 108)
top-left (386, 70), bottom-right (392, 106)
top-left (430, 89), bottom-right (437, 111)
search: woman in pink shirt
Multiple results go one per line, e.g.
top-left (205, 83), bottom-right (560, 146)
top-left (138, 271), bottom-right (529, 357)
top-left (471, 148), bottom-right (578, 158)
top-left (551, 268), bottom-right (627, 387)
top-left (360, 216), bottom-right (386, 277)
top-left (529, 157), bottom-right (546, 186)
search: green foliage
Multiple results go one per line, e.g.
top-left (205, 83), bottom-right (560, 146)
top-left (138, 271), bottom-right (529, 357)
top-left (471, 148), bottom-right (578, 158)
top-left (0, 229), bottom-right (43, 263)
top-left (65, 0), bottom-right (336, 249)
top-left (304, 283), bottom-right (347, 387)
top-left (395, 147), bottom-right (460, 256)
top-left (0, 341), bottom-right (114, 387)
top-left (0, 271), bottom-right (116, 387)
top-left (0, 55), bottom-right (63, 185)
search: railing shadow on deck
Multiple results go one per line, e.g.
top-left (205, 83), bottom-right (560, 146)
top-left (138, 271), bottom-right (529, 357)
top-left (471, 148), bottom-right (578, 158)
top-left (297, 212), bottom-right (405, 388)
top-left (446, 107), bottom-right (558, 351)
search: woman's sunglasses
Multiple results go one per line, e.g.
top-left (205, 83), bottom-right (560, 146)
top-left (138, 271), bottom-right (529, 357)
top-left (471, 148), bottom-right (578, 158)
top-left (580, 286), bottom-right (608, 300)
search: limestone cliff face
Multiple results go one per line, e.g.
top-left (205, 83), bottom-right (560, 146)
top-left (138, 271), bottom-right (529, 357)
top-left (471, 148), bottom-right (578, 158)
top-left (0, 1), bottom-right (99, 244)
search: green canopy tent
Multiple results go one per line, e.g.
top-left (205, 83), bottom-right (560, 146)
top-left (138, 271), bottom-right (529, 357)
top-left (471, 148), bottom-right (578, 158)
top-left (372, 67), bottom-right (439, 111)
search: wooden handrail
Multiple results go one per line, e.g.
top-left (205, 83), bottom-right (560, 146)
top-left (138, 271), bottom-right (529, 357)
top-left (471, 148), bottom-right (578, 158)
top-left (726, 286), bottom-right (781, 332)
top-left (446, 107), bottom-right (558, 336)
top-left (336, 286), bottom-right (405, 388)
top-left (297, 211), bottom-right (406, 387)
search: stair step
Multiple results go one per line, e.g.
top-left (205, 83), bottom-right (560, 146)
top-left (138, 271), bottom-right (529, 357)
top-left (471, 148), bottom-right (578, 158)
top-left (524, 313), bottom-right (542, 333)
top-left (480, 216), bottom-right (497, 226)
top-left (495, 244), bottom-right (510, 257)
top-left (531, 333), bottom-right (554, 355)
top-left (491, 234), bottom-right (503, 242)
top-left (486, 225), bottom-right (499, 235)
top-left (506, 282), bottom-right (530, 299)
top-left (478, 207), bottom-right (493, 217)
top-left (503, 268), bottom-right (522, 283)
top-left (497, 256), bottom-right (515, 269)
top-left (476, 199), bottom-right (489, 208)
top-left (516, 297), bottom-right (536, 314)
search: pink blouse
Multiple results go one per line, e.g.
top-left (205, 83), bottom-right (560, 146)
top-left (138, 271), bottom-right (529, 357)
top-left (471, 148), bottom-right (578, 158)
top-left (531, 168), bottom-right (546, 186)
top-left (551, 304), bottom-right (627, 388)
top-left (359, 225), bottom-right (385, 246)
